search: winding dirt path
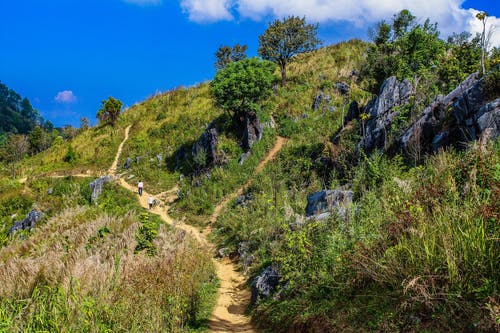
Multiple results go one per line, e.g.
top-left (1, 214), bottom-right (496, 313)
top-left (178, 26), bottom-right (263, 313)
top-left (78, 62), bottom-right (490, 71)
top-left (109, 126), bottom-right (287, 332)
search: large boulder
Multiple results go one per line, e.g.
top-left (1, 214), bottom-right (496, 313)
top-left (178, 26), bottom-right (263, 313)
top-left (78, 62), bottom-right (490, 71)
top-left (360, 77), bottom-right (413, 153)
top-left (242, 110), bottom-right (263, 151)
top-left (90, 175), bottom-right (114, 203)
top-left (305, 190), bottom-right (354, 220)
top-left (251, 266), bottom-right (280, 304)
top-left (397, 73), bottom-right (500, 154)
top-left (9, 208), bottom-right (43, 234)
top-left (192, 125), bottom-right (222, 168)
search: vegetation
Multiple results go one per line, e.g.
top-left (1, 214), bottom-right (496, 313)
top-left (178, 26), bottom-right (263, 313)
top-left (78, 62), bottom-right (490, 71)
top-left (211, 58), bottom-right (277, 118)
top-left (97, 96), bottom-right (123, 127)
top-left (258, 16), bottom-right (321, 85)
top-left (214, 43), bottom-right (248, 70)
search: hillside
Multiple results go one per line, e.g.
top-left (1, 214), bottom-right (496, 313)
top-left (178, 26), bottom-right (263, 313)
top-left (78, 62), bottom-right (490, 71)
top-left (1, 29), bottom-right (499, 333)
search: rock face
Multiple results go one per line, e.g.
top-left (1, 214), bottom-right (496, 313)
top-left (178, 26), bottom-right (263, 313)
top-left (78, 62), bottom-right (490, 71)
top-left (9, 208), bottom-right (43, 234)
top-left (360, 76), bottom-right (413, 153)
top-left (251, 266), bottom-right (280, 304)
top-left (90, 175), bottom-right (114, 203)
top-left (192, 126), bottom-right (221, 168)
top-left (242, 111), bottom-right (263, 151)
top-left (398, 73), bottom-right (500, 154)
top-left (336, 81), bottom-right (350, 96)
top-left (238, 241), bottom-right (255, 270)
top-left (305, 190), bottom-right (354, 220)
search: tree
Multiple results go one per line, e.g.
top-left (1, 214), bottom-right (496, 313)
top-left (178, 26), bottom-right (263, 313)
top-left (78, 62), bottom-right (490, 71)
top-left (210, 57), bottom-right (277, 120)
top-left (1, 134), bottom-right (29, 178)
top-left (476, 11), bottom-right (492, 75)
top-left (80, 117), bottom-right (90, 131)
top-left (258, 16), bottom-right (321, 85)
top-left (97, 96), bottom-right (123, 127)
top-left (215, 43), bottom-right (248, 70)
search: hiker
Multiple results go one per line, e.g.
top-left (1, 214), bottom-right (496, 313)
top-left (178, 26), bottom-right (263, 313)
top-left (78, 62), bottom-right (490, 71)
top-left (138, 180), bottom-right (144, 196)
top-left (148, 196), bottom-right (154, 210)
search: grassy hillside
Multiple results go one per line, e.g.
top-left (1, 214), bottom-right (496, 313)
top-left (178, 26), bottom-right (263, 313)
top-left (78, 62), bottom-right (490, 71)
top-left (1, 36), bottom-right (498, 332)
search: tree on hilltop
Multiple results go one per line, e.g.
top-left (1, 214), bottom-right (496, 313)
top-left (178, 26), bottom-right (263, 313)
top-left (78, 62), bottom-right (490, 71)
top-left (258, 16), bottom-right (321, 85)
top-left (210, 57), bottom-right (276, 120)
top-left (97, 96), bottom-right (123, 127)
top-left (215, 43), bottom-right (248, 70)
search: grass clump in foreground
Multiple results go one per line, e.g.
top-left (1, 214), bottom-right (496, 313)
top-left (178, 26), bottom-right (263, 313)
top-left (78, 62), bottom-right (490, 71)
top-left (213, 138), bottom-right (500, 332)
top-left (0, 179), bottom-right (217, 332)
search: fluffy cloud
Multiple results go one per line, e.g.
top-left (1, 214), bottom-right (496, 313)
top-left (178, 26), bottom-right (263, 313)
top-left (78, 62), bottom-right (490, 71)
top-left (180, 0), bottom-right (498, 45)
top-left (124, 0), bottom-right (162, 5)
top-left (180, 0), bottom-right (233, 23)
top-left (54, 91), bottom-right (77, 104)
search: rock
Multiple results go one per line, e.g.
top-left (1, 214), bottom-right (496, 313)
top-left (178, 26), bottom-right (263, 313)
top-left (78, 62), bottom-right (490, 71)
top-left (263, 115), bottom-right (277, 129)
top-left (242, 111), bottom-right (263, 151)
top-left (312, 92), bottom-right (331, 111)
top-left (194, 179), bottom-right (202, 187)
top-left (238, 241), bottom-right (255, 269)
top-left (234, 192), bottom-right (254, 207)
top-left (216, 247), bottom-right (230, 258)
top-left (135, 156), bottom-right (142, 164)
top-left (344, 101), bottom-right (360, 124)
top-left (360, 76), bottom-right (413, 153)
top-left (251, 266), bottom-right (280, 304)
top-left (156, 153), bottom-right (162, 166)
top-left (336, 81), bottom-right (350, 96)
top-left (238, 151), bottom-right (251, 165)
top-left (9, 208), bottom-right (44, 234)
top-left (397, 73), bottom-right (500, 155)
top-left (305, 190), bottom-right (354, 219)
top-left (90, 175), bottom-right (114, 203)
top-left (192, 126), bottom-right (221, 168)
top-left (179, 174), bottom-right (185, 181)
top-left (351, 69), bottom-right (360, 77)
top-left (123, 157), bottom-right (133, 169)
top-left (47, 187), bottom-right (53, 195)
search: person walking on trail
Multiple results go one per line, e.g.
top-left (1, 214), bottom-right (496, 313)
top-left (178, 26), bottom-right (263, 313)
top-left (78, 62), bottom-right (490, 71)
top-left (138, 180), bottom-right (144, 196)
top-left (148, 196), bottom-right (154, 210)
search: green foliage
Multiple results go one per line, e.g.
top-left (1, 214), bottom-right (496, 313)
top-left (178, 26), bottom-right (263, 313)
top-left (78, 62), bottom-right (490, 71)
top-left (135, 212), bottom-right (162, 255)
top-left (483, 65), bottom-right (500, 100)
top-left (214, 43), bottom-right (248, 70)
top-left (63, 145), bottom-right (77, 164)
top-left (210, 57), bottom-right (277, 117)
top-left (97, 96), bottom-right (123, 127)
top-left (258, 16), bottom-right (321, 85)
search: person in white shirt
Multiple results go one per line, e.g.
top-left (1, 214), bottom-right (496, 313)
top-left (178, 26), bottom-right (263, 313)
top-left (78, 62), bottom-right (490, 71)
top-left (138, 180), bottom-right (144, 196)
top-left (148, 196), bottom-right (154, 210)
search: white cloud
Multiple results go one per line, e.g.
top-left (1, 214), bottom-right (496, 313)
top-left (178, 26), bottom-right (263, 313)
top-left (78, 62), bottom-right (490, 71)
top-left (124, 0), bottom-right (162, 5)
top-left (180, 0), bottom-right (233, 23)
top-left (179, 0), bottom-right (499, 46)
top-left (54, 91), bottom-right (77, 104)
top-left (466, 9), bottom-right (500, 48)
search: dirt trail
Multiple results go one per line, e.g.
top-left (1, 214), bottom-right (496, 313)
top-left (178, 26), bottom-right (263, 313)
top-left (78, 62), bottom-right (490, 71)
top-left (108, 127), bottom-right (287, 332)
top-left (210, 136), bottom-right (288, 223)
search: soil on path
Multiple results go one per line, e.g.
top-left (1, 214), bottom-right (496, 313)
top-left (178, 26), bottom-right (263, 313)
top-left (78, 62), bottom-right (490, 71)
top-left (109, 128), bottom-right (287, 332)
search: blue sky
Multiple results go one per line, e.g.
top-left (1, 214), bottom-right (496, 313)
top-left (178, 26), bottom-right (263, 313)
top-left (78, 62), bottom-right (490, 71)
top-left (0, 0), bottom-right (498, 127)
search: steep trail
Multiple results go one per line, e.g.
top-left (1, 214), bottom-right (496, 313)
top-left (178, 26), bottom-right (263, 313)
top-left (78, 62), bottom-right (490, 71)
top-left (109, 126), bottom-right (287, 332)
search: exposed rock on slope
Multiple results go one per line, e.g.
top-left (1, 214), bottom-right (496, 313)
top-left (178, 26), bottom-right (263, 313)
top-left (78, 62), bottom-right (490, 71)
top-left (305, 190), bottom-right (354, 220)
top-left (9, 208), bottom-right (43, 234)
top-left (397, 73), bottom-right (500, 154)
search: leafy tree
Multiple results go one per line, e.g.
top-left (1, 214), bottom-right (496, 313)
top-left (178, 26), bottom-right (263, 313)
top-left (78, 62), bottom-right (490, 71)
top-left (215, 43), bottom-right (248, 70)
top-left (210, 57), bottom-right (277, 120)
top-left (97, 96), bottom-right (123, 127)
top-left (1, 134), bottom-right (29, 178)
top-left (258, 16), bottom-right (321, 85)
top-left (63, 145), bottom-right (77, 164)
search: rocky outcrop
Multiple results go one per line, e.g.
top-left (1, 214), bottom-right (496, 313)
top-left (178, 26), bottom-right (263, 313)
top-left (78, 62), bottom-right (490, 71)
top-left (312, 92), bottom-right (331, 111)
top-left (397, 73), bottom-right (500, 154)
top-left (336, 81), bottom-right (350, 96)
top-left (123, 157), bottom-right (133, 169)
top-left (305, 190), bottom-right (354, 220)
top-left (238, 241), bottom-right (255, 270)
top-left (242, 110), bottom-right (263, 151)
top-left (360, 76), bottom-right (413, 153)
top-left (90, 175), bottom-right (114, 203)
top-left (251, 266), bottom-right (280, 304)
top-left (192, 125), bottom-right (222, 168)
top-left (9, 208), bottom-right (43, 234)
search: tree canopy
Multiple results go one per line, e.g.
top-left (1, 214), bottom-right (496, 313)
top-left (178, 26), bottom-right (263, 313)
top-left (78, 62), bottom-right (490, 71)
top-left (97, 96), bottom-right (123, 127)
top-left (258, 16), bottom-right (321, 85)
top-left (210, 57), bottom-right (277, 118)
top-left (214, 44), bottom-right (248, 70)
